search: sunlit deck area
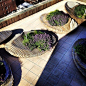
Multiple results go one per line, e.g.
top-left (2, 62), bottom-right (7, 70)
top-left (0, 0), bottom-right (86, 86)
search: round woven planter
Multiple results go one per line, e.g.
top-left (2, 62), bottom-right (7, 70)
top-left (0, 31), bottom-right (12, 43)
top-left (40, 13), bottom-right (77, 34)
top-left (5, 30), bottom-right (58, 58)
top-left (65, 1), bottom-right (86, 24)
top-left (72, 38), bottom-right (86, 77)
top-left (0, 58), bottom-right (13, 86)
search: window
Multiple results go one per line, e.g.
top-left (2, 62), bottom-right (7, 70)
top-left (1, 4), bottom-right (3, 6)
top-left (2, 8), bottom-right (4, 11)
top-left (5, 6), bottom-right (8, 10)
top-left (4, 2), bottom-right (6, 5)
top-left (6, 11), bottom-right (9, 14)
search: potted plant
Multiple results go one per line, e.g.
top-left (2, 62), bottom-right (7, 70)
top-left (65, 1), bottom-right (86, 24)
top-left (5, 30), bottom-right (58, 58)
top-left (40, 9), bottom-right (76, 34)
top-left (72, 38), bottom-right (86, 77)
top-left (0, 57), bottom-right (13, 86)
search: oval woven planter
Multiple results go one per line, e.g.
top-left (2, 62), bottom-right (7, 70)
top-left (0, 58), bottom-right (13, 86)
top-left (5, 30), bottom-right (58, 58)
top-left (65, 1), bottom-right (86, 24)
top-left (0, 31), bottom-right (12, 43)
top-left (72, 38), bottom-right (86, 77)
top-left (40, 13), bottom-right (72, 34)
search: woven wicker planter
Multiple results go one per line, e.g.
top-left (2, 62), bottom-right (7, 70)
top-left (5, 30), bottom-right (58, 58)
top-left (72, 38), bottom-right (86, 77)
top-left (0, 58), bottom-right (13, 86)
top-left (65, 1), bottom-right (86, 24)
top-left (40, 12), bottom-right (77, 34)
top-left (0, 31), bottom-right (12, 43)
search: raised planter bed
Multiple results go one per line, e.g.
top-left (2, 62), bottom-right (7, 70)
top-left (5, 30), bottom-right (58, 58)
top-left (0, 57), bottom-right (13, 86)
top-left (72, 38), bottom-right (86, 77)
top-left (65, 1), bottom-right (86, 24)
top-left (40, 9), bottom-right (77, 34)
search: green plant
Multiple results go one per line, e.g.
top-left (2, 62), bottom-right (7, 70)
top-left (46, 10), bottom-right (69, 26)
top-left (22, 31), bottom-right (52, 51)
top-left (74, 40), bottom-right (86, 63)
top-left (74, 5), bottom-right (86, 19)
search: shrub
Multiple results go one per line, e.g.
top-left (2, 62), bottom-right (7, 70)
top-left (74, 40), bottom-right (86, 63)
top-left (74, 5), bottom-right (86, 19)
top-left (46, 10), bottom-right (69, 26)
top-left (22, 31), bottom-right (52, 51)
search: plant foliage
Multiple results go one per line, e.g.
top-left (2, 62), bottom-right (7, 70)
top-left (74, 5), bottom-right (86, 19)
top-left (74, 40), bottom-right (86, 63)
top-left (22, 31), bottom-right (52, 51)
top-left (46, 10), bottom-right (69, 26)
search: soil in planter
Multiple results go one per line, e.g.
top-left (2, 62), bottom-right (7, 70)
top-left (22, 30), bottom-right (53, 52)
top-left (74, 5), bottom-right (86, 19)
top-left (46, 10), bottom-right (69, 26)
top-left (0, 62), bottom-right (6, 85)
top-left (74, 40), bottom-right (86, 63)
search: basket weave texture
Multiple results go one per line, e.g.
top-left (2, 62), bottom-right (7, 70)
top-left (0, 31), bottom-right (12, 43)
top-left (5, 30), bottom-right (58, 58)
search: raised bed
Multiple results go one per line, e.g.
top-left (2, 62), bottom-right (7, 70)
top-left (65, 1), bottom-right (86, 24)
top-left (72, 38), bottom-right (86, 77)
top-left (5, 30), bottom-right (58, 58)
top-left (40, 10), bottom-right (77, 34)
top-left (0, 57), bottom-right (13, 86)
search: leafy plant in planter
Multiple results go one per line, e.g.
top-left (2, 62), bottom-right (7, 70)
top-left (0, 62), bottom-right (6, 85)
top-left (5, 30), bottom-right (58, 58)
top-left (40, 9), bottom-right (75, 34)
top-left (0, 59), bottom-right (13, 86)
top-left (65, 1), bottom-right (86, 24)
top-left (22, 30), bottom-right (53, 51)
top-left (74, 5), bottom-right (86, 19)
top-left (74, 40), bottom-right (86, 63)
top-left (46, 10), bottom-right (69, 26)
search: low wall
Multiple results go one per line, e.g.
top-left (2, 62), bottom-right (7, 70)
top-left (0, 0), bottom-right (62, 29)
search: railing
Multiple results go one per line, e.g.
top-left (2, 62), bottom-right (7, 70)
top-left (0, 0), bottom-right (62, 29)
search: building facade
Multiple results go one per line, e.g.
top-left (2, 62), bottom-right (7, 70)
top-left (15, 0), bottom-right (24, 6)
top-left (0, 0), bottom-right (16, 18)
